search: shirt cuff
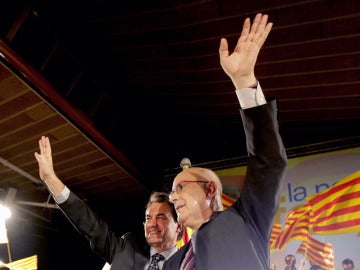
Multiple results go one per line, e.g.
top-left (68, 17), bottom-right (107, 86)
top-left (235, 81), bottom-right (266, 109)
top-left (53, 185), bottom-right (70, 204)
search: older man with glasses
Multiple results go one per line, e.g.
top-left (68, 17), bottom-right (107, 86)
top-left (164, 13), bottom-right (288, 270)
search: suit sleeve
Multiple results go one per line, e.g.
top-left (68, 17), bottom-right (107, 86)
top-left (58, 191), bottom-right (124, 263)
top-left (237, 99), bottom-right (287, 240)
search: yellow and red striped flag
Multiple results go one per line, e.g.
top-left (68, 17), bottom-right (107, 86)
top-left (4, 254), bottom-right (37, 270)
top-left (306, 170), bottom-right (360, 235)
top-left (269, 223), bottom-right (282, 246)
top-left (221, 193), bottom-right (235, 210)
top-left (177, 226), bottom-right (193, 248)
top-left (296, 236), bottom-right (334, 270)
top-left (270, 203), bottom-right (311, 250)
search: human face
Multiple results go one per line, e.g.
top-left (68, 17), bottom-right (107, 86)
top-left (169, 169), bottom-right (214, 229)
top-left (144, 202), bottom-right (180, 252)
top-left (343, 264), bottom-right (354, 270)
top-left (285, 255), bottom-right (296, 266)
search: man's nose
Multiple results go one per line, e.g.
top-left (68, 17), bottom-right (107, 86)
top-left (169, 192), bottom-right (178, 203)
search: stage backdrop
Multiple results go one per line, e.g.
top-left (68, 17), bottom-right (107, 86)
top-left (215, 146), bottom-right (360, 270)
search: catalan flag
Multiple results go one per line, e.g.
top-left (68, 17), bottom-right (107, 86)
top-left (4, 254), bottom-right (37, 270)
top-left (177, 226), bottom-right (193, 248)
top-left (296, 236), bottom-right (334, 270)
top-left (269, 223), bottom-right (282, 246)
top-left (222, 193), bottom-right (235, 210)
top-left (270, 203), bottom-right (311, 250)
top-left (306, 170), bottom-right (360, 235)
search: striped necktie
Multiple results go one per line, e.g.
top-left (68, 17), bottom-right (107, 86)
top-left (148, 253), bottom-right (165, 270)
top-left (181, 240), bottom-right (195, 270)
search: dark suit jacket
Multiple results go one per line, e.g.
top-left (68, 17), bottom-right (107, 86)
top-left (164, 100), bottom-right (288, 270)
top-left (58, 192), bottom-right (149, 270)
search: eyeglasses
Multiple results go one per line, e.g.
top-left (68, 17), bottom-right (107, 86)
top-left (169, 180), bottom-right (209, 198)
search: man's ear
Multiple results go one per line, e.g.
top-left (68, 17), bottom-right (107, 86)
top-left (206, 181), bottom-right (217, 199)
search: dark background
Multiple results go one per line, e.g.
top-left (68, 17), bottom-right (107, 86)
top-left (0, 0), bottom-right (359, 269)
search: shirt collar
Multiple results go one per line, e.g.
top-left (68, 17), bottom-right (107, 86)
top-left (150, 245), bottom-right (178, 260)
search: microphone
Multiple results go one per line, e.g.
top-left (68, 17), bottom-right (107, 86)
top-left (180, 158), bottom-right (191, 170)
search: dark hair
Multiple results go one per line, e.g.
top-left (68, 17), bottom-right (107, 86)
top-left (342, 258), bottom-right (354, 267)
top-left (145, 191), bottom-right (184, 240)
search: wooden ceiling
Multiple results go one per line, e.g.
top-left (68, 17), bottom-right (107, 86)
top-left (1, 0), bottom-right (360, 238)
top-left (0, 45), bottom-right (148, 222)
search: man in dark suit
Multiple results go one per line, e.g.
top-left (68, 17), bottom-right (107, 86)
top-left (34, 137), bottom-right (184, 269)
top-left (165, 13), bottom-right (288, 270)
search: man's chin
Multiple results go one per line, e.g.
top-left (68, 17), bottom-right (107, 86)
top-left (177, 214), bottom-right (187, 225)
top-left (146, 236), bottom-right (161, 244)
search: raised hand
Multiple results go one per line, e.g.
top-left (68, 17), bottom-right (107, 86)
top-left (219, 13), bottom-right (273, 89)
top-left (34, 136), bottom-right (64, 195)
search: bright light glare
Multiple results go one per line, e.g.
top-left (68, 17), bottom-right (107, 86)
top-left (0, 204), bottom-right (11, 219)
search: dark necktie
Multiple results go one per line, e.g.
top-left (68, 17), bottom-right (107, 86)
top-left (181, 240), bottom-right (195, 270)
top-left (148, 253), bottom-right (165, 270)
